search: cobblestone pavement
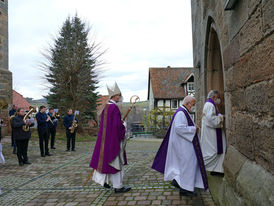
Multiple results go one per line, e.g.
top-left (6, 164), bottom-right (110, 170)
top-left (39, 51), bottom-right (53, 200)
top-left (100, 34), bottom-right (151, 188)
top-left (0, 137), bottom-right (215, 206)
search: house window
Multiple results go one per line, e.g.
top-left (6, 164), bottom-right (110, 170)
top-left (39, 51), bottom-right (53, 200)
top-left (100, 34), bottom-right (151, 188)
top-left (157, 100), bottom-right (164, 107)
top-left (171, 100), bottom-right (178, 109)
top-left (187, 82), bottom-right (195, 93)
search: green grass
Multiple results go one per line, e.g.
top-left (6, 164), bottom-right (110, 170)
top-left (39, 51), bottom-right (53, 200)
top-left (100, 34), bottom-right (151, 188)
top-left (30, 129), bottom-right (97, 142)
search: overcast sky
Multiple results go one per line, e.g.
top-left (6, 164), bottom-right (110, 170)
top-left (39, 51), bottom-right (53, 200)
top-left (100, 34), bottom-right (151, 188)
top-left (9, 0), bottom-right (193, 101)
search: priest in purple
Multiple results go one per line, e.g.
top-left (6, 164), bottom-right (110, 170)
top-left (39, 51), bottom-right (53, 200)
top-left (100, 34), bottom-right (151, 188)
top-left (152, 96), bottom-right (208, 196)
top-left (90, 82), bottom-right (131, 193)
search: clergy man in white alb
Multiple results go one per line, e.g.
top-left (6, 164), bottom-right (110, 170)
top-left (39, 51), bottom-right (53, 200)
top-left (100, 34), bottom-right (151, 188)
top-left (201, 90), bottom-right (226, 175)
top-left (152, 95), bottom-right (208, 196)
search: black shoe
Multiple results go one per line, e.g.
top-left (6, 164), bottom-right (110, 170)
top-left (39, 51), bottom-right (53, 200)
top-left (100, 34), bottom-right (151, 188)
top-left (114, 186), bottom-right (131, 193)
top-left (51, 147), bottom-right (56, 149)
top-left (19, 162), bottom-right (24, 166)
top-left (104, 183), bottom-right (111, 189)
top-left (24, 161), bottom-right (31, 165)
top-left (180, 189), bottom-right (197, 197)
top-left (210, 171), bottom-right (224, 177)
top-left (66, 149), bottom-right (70, 152)
top-left (41, 154), bottom-right (45, 157)
top-left (171, 179), bottom-right (181, 189)
top-left (45, 153), bottom-right (52, 156)
top-left (71, 149), bottom-right (76, 152)
top-left (13, 150), bottom-right (17, 154)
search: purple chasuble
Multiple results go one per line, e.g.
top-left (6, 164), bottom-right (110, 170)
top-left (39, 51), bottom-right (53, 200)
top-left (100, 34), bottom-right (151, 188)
top-left (206, 98), bottom-right (223, 154)
top-left (152, 107), bottom-right (208, 190)
top-left (90, 103), bottom-right (126, 174)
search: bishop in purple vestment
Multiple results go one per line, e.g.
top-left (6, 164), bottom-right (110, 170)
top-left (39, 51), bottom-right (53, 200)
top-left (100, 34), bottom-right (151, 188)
top-left (89, 82), bottom-right (131, 193)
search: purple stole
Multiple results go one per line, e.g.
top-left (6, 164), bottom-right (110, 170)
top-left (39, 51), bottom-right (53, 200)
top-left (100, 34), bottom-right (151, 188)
top-left (181, 108), bottom-right (208, 190)
top-left (206, 99), bottom-right (223, 154)
top-left (152, 107), bottom-right (208, 190)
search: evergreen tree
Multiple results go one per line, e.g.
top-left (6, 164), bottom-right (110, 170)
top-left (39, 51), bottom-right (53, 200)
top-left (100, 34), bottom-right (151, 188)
top-left (44, 15), bottom-right (103, 125)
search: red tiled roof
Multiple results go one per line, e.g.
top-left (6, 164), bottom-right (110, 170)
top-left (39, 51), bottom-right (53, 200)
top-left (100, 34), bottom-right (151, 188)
top-left (13, 90), bottom-right (30, 111)
top-left (148, 67), bottom-right (194, 99)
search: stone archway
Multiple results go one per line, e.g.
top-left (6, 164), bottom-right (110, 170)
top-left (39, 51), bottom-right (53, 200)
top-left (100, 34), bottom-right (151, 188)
top-left (206, 23), bottom-right (225, 114)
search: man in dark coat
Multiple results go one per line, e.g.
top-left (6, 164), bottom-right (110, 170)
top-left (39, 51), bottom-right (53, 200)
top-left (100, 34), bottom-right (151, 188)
top-left (47, 108), bottom-right (58, 149)
top-left (9, 104), bottom-right (17, 153)
top-left (63, 109), bottom-right (78, 152)
top-left (36, 106), bottom-right (51, 157)
top-left (11, 108), bottom-right (33, 166)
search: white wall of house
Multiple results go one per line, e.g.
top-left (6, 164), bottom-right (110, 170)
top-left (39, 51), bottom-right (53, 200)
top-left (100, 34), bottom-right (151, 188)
top-left (165, 100), bottom-right (171, 107)
top-left (179, 100), bottom-right (184, 107)
top-left (149, 79), bottom-right (154, 111)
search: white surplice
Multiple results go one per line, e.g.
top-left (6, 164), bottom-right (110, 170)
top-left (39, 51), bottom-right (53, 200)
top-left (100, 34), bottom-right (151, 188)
top-left (164, 106), bottom-right (204, 192)
top-left (200, 102), bottom-right (226, 173)
top-left (0, 143), bottom-right (5, 164)
top-left (92, 99), bottom-right (126, 189)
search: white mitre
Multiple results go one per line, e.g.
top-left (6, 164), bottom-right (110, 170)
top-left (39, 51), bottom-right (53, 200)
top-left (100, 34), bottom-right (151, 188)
top-left (107, 82), bottom-right (121, 97)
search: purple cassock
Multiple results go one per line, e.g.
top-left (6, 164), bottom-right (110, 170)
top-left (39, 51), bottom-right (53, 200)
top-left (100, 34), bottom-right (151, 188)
top-left (152, 106), bottom-right (208, 190)
top-left (90, 103), bottom-right (127, 174)
top-left (206, 98), bottom-right (223, 154)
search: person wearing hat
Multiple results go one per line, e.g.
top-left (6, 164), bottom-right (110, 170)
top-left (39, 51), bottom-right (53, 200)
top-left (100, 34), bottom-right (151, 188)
top-left (89, 82), bottom-right (131, 193)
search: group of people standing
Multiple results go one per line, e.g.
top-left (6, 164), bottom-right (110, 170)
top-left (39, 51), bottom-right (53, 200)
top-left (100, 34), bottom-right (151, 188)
top-left (3, 82), bottom-right (225, 197)
top-left (89, 83), bottom-right (226, 196)
top-left (8, 105), bottom-right (78, 166)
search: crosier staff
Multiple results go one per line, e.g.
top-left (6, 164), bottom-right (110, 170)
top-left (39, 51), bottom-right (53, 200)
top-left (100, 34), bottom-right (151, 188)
top-left (122, 95), bottom-right (140, 121)
top-left (83, 95), bottom-right (140, 187)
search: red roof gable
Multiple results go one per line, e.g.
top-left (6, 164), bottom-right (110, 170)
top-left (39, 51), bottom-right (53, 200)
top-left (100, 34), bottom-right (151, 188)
top-left (148, 67), bottom-right (194, 99)
top-left (13, 90), bottom-right (30, 111)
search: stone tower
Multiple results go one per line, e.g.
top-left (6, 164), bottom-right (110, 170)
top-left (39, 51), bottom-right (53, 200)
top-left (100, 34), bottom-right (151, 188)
top-left (0, 0), bottom-right (12, 135)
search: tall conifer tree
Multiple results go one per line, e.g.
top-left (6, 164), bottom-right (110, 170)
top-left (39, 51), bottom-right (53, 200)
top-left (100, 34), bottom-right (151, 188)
top-left (44, 15), bottom-right (102, 124)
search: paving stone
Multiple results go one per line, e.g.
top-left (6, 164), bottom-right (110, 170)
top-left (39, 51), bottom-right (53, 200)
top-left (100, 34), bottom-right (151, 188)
top-left (152, 200), bottom-right (162, 205)
top-left (67, 203), bottom-right (79, 206)
top-left (127, 200), bottom-right (137, 205)
top-left (125, 196), bottom-right (134, 201)
top-left (137, 200), bottom-right (151, 205)
top-left (134, 196), bottom-right (146, 200)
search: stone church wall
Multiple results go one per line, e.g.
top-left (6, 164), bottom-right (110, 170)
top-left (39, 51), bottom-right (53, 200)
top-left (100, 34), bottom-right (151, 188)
top-left (191, 0), bottom-right (273, 205)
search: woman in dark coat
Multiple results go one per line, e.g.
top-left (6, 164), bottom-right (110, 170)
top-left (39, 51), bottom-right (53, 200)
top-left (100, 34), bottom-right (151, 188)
top-left (12, 108), bottom-right (34, 166)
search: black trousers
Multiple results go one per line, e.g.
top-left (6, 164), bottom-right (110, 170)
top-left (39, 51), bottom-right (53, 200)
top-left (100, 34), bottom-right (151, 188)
top-left (11, 129), bottom-right (17, 151)
top-left (38, 128), bottom-right (49, 155)
top-left (11, 129), bottom-right (13, 146)
top-left (16, 139), bottom-right (29, 163)
top-left (49, 127), bottom-right (56, 148)
top-left (66, 130), bottom-right (76, 150)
